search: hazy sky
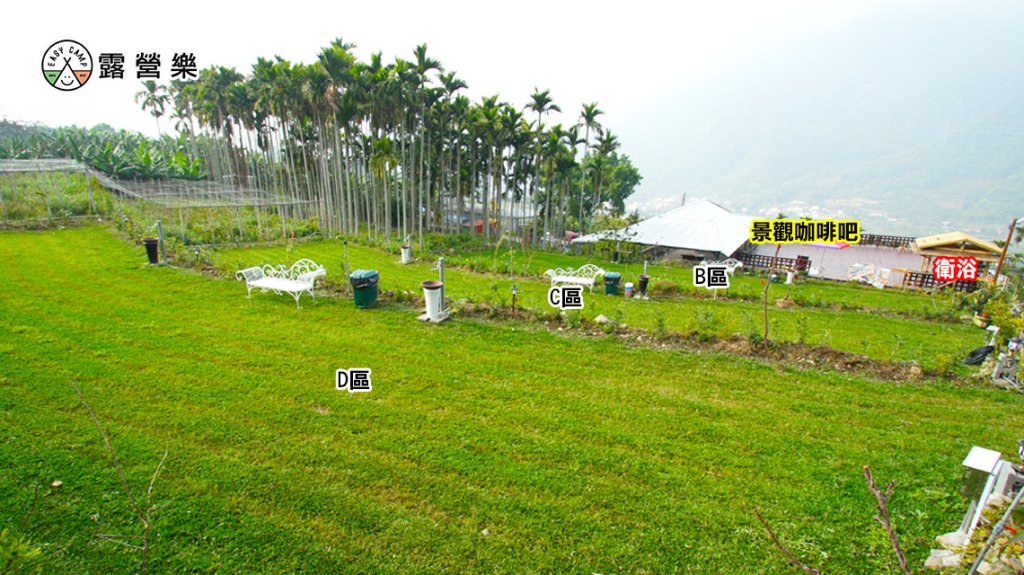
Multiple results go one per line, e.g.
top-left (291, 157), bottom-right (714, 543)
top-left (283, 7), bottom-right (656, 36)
top-left (4, 0), bottom-right (884, 136)
top-left (13, 0), bottom-right (1017, 235)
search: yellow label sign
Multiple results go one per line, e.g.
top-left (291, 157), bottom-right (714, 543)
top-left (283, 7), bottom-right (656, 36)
top-left (749, 219), bottom-right (860, 244)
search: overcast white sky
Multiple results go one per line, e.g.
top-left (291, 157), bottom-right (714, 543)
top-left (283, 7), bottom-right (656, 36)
top-left (3, 0), bottom-right (885, 137)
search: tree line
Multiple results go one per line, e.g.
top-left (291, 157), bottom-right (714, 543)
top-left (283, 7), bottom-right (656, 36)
top-left (4, 39), bottom-right (643, 246)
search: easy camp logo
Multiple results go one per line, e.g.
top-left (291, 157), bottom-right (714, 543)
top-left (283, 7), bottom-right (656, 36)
top-left (42, 40), bottom-right (93, 91)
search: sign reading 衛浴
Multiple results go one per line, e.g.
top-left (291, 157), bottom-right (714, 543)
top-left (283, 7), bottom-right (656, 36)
top-left (931, 256), bottom-right (979, 282)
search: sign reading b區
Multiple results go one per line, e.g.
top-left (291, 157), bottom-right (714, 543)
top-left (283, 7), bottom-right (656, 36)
top-left (749, 219), bottom-right (860, 244)
top-left (693, 265), bottom-right (730, 289)
top-left (931, 256), bottom-right (979, 282)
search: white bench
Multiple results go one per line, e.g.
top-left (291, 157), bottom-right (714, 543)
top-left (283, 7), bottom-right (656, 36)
top-left (698, 258), bottom-right (743, 275)
top-left (543, 264), bottom-right (607, 292)
top-left (236, 259), bottom-right (327, 309)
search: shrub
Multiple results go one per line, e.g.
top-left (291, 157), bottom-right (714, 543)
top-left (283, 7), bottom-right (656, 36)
top-left (424, 232), bottom-right (488, 255)
top-left (933, 353), bottom-right (956, 377)
top-left (694, 310), bottom-right (720, 342)
top-left (563, 311), bottom-right (583, 329)
top-left (986, 298), bottom-right (1024, 346)
top-left (956, 284), bottom-right (996, 314)
top-left (648, 279), bottom-right (680, 297)
top-left (653, 316), bottom-right (668, 340)
top-left (0, 528), bottom-right (42, 573)
top-left (795, 315), bottom-right (809, 344)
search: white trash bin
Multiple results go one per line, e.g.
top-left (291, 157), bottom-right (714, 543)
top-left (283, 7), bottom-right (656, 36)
top-left (401, 245), bottom-right (413, 264)
top-left (422, 280), bottom-right (444, 321)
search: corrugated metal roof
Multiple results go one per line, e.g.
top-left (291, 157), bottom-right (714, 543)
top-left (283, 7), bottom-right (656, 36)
top-left (573, 199), bottom-right (755, 256)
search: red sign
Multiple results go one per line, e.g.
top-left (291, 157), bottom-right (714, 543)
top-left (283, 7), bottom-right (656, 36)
top-left (932, 256), bottom-right (979, 282)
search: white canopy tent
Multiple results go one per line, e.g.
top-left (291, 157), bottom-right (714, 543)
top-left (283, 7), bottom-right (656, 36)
top-left (572, 199), bottom-right (756, 260)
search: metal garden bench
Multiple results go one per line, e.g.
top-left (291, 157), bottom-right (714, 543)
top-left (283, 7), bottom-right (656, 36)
top-left (543, 263), bottom-right (607, 292)
top-left (235, 259), bottom-right (327, 309)
top-left (698, 258), bottom-right (743, 275)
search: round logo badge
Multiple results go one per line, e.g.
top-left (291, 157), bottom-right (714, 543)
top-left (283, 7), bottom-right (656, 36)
top-left (42, 40), bottom-right (93, 91)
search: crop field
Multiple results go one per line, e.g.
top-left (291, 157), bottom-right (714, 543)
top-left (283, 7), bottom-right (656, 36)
top-left (1, 226), bottom-right (1021, 574)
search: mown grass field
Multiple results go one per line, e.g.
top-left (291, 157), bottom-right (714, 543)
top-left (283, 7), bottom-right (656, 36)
top-left (212, 238), bottom-right (980, 372)
top-left (2, 226), bottom-right (1020, 574)
top-left (440, 247), bottom-right (957, 317)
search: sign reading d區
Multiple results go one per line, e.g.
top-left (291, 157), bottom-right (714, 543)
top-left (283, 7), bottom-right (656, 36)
top-left (931, 256), bottom-right (979, 282)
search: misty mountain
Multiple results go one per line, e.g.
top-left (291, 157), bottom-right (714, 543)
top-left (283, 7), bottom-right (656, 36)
top-left (623, 2), bottom-right (1024, 241)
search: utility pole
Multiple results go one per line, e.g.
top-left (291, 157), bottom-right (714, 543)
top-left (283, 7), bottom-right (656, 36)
top-left (992, 217), bottom-right (1018, 286)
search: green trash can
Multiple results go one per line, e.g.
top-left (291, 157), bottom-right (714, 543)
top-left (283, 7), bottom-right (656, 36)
top-left (604, 271), bottom-right (621, 295)
top-left (349, 269), bottom-right (379, 309)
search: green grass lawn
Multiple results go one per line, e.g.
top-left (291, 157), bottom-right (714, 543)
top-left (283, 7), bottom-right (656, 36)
top-left (2, 226), bottom-right (1020, 574)
top-left (436, 245), bottom-right (958, 317)
top-left (211, 239), bottom-right (981, 372)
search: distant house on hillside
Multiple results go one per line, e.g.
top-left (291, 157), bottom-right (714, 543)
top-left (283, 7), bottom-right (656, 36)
top-left (571, 199), bottom-right (755, 261)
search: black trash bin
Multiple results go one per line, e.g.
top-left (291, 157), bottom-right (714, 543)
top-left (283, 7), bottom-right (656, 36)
top-left (142, 238), bottom-right (160, 264)
top-left (638, 274), bottom-right (650, 296)
top-left (349, 269), bottom-right (380, 309)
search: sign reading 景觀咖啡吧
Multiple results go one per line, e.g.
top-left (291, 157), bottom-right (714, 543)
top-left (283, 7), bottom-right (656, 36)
top-left (749, 219), bottom-right (860, 245)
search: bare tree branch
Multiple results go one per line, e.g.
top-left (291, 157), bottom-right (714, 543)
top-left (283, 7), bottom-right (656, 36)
top-left (147, 450), bottom-right (168, 507)
top-left (70, 381), bottom-right (144, 519)
top-left (863, 466), bottom-right (912, 575)
top-left (71, 381), bottom-right (168, 575)
top-left (96, 534), bottom-right (144, 550)
top-left (753, 508), bottom-right (823, 575)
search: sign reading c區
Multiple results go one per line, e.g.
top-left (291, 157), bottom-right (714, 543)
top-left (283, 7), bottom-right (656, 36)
top-left (749, 219), bottom-right (860, 244)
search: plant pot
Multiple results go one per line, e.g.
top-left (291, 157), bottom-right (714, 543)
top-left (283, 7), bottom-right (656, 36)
top-left (142, 237), bottom-right (160, 264)
top-left (422, 280), bottom-right (444, 320)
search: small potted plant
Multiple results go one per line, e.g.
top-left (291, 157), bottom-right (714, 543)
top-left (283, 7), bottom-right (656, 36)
top-left (973, 311), bottom-right (991, 328)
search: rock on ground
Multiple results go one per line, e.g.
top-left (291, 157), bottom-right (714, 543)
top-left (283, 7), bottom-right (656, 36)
top-left (936, 530), bottom-right (967, 551)
top-left (924, 549), bottom-right (962, 569)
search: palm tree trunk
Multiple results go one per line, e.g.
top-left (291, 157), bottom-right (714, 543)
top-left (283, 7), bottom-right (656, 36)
top-left (482, 148), bottom-right (491, 242)
top-left (579, 127), bottom-right (590, 233)
top-left (418, 127), bottom-right (425, 249)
